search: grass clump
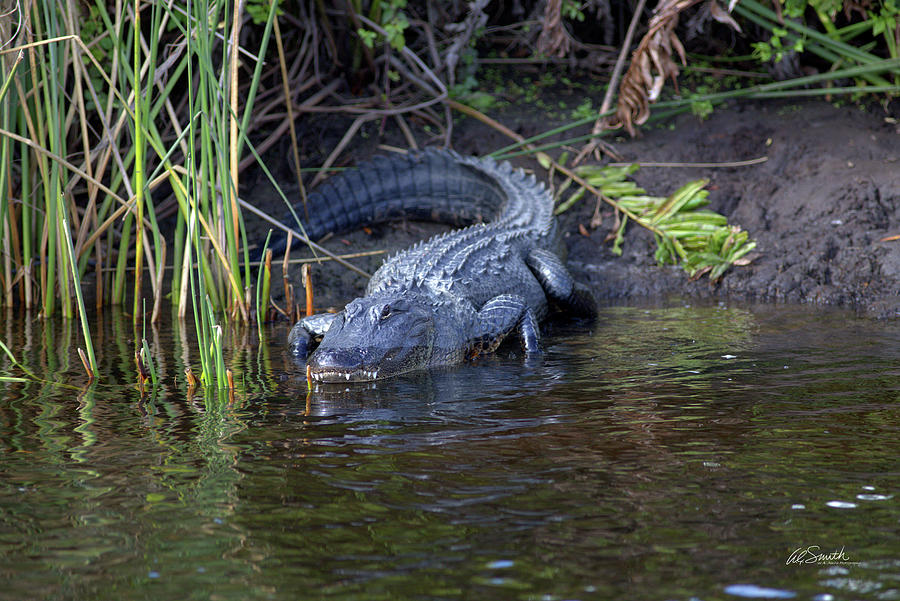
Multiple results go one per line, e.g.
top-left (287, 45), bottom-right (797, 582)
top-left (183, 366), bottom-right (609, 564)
top-left (0, 0), bottom-right (285, 391)
top-left (556, 164), bottom-right (756, 281)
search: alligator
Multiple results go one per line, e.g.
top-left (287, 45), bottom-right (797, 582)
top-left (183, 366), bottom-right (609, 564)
top-left (285, 149), bottom-right (597, 382)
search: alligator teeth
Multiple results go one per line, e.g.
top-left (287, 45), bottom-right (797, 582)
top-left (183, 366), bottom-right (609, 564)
top-left (308, 368), bottom-right (382, 382)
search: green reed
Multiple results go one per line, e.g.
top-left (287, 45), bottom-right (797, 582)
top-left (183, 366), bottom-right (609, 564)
top-left (256, 233), bottom-right (274, 341)
top-left (0, 1), bottom-right (280, 393)
top-left (736, 0), bottom-right (899, 86)
top-left (61, 210), bottom-right (97, 379)
top-left (174, 0), bottom-right (279, 388)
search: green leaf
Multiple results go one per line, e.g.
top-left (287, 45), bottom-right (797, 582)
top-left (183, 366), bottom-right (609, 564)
top-left (551, 163), bottom-right (753, 281)
top-left (611, 215), bottom-right (628, 256)
top-left (555, 187), bottom-right (586, 214)
top-left (357, 28), bottom-right (377, 49)
top-left (650, 179), bottom-right (709, 224)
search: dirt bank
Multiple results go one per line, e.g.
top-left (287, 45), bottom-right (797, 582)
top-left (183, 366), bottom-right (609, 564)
top-left (554, 100), bottom-right (900, 317)
top-left (252, 99), bottom-right (900, 318)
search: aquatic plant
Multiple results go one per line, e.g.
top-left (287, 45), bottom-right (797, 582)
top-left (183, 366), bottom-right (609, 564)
top-left (556, 164), bottom-right (756, 280)
top-left (0, 0), bottom-right (289, 391)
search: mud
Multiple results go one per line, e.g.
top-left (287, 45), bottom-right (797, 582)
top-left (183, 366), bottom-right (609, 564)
top-left (251, 99), bottom-right (900, 318)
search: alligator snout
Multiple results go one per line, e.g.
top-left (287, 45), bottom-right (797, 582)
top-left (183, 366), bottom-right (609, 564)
top-left (306, 347), bottom-right (380, 382)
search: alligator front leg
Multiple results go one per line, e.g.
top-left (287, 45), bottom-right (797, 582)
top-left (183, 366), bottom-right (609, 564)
top-left (470, 294), bottom-right (542, 358)
top-left (288, 312), bottom-right (340, 359)
top-left (526, 249), bottom-right (597, 317)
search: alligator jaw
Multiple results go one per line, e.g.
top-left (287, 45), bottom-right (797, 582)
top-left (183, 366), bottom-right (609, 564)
top-left (304, 293), bottom-right (437, 383)
top-left (308, 367), bottom-right (381, 383)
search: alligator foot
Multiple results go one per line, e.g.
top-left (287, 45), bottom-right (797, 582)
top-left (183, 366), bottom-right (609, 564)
top-left (473, 294), bottom-right (542, 356)
top-left (526, 249), bottom-right (597, 317)
top-left (288, 313), bottom-right (340, 359)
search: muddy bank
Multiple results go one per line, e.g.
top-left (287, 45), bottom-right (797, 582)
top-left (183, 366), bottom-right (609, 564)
top-left (554, 100), bottom-right (900, 317)
top-left (252, 99), bottom-right (900, 318)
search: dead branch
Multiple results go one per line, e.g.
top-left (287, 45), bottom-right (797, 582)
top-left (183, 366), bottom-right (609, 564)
top-left (608, 0), bottom-right (704, 136)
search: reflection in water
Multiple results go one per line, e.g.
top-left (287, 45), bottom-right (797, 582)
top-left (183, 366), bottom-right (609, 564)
top-left (0, 301), bottom-right (899, 600)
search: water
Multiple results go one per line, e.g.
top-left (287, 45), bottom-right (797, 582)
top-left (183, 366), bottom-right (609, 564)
top-left (0, 301), bottom-right (898, 600)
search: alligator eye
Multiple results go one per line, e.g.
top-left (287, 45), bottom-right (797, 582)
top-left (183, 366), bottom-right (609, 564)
top-left (380, 305), bottom-right (392, 319)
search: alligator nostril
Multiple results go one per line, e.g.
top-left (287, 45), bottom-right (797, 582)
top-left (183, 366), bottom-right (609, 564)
top-left (308, 347), bottom-right (357, 370)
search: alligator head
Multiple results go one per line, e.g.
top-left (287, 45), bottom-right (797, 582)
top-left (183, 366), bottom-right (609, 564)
top-left (307, 293), bottom-right (436, 382)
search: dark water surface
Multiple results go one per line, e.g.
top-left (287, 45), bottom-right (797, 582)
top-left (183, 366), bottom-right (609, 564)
top-left (1, 302), bottom-right (898, 600)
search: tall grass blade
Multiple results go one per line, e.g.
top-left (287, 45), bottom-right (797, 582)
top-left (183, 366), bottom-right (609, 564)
top-left (256, 231), bottom-right (273, 338)
top-left (132, 0), bottom-right (146, 324)
top-left (60, 210), bottom-right (97, 380)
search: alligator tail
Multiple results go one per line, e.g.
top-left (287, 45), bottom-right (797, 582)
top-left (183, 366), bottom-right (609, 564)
top-left (269, 149), bottom-right (510, 254)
